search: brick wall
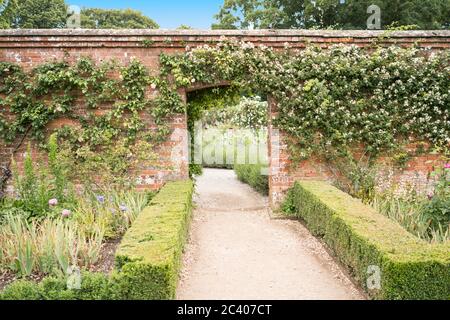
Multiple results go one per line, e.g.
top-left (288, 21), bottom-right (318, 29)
top-left (0, 30), bottom-right (449, 206)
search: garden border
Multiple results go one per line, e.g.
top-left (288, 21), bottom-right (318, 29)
top-left (0, 180), bottom-right (194, 300)
top-left (283, 181), bottom-right (450, 300)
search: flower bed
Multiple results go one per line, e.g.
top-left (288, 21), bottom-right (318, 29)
top-left (282, 181), bottom-right (450, 300)
top-left (0, 180), bottom-right (193, 300)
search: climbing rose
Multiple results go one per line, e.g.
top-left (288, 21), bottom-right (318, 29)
top-left (445, 163), bottom-right (450, 169)
top-left (61, 209), bottom-right (71, 218)
top-left (49, 198), bottom-right (58, 206)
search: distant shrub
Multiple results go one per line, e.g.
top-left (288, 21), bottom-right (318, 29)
top-left (234, 164), bottom-right (269, 195)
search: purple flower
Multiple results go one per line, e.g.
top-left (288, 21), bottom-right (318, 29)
top-left (444, 163), bottom-right (450, 169)
top-left (119, 204), bottom-right (128, 212)
top-left (427, 192), bottom-right (434, 200)
top-left (61, 209), bottom-right (72, 218)
top-left (96, 195), bottom-right (105, 204)
top-left (49, 198), bottom-right (58, 207)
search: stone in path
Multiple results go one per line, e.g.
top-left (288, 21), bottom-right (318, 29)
top-left (177, 169), bottom-right (365, 300)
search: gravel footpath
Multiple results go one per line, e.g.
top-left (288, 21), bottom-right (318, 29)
top-left (177, 169), bottom-right (365, 300)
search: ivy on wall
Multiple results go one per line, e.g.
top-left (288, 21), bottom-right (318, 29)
top-left (0, 57), bottom-right (181, 185)
top-left (1, 40), bottom-right (449, 186)
top-left (160, 42), bottom-right (450, 163)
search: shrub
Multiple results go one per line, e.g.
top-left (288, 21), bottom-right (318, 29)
top-left (0, 214), bottom-right (104, 277)
top-left (114, 180), bottom-right (194, 299)
top-left (372, 164), bottom-right (450, 243)
top-left (283, 181), bottom-right (450, 300)
top-left (0, 272), bottom-right (113, 300)
top-left (234, 164), bottom-right (269, 195)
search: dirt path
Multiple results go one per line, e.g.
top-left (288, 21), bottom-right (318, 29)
top-left (177, 169), bottom-right (365, 300)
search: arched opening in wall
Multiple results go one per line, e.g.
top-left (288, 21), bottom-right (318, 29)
top-left (186, 84), bottom-right (270, 196)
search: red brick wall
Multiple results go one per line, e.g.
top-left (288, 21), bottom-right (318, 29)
top-left (1, 30), bottom-right (449, 206)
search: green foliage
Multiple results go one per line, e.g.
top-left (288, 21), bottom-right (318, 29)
top-left (0, 272), bottom-right (114, 300)
top-left (161, 42), bottom-right (449, 167)
top-left (189, 164), bottom-right (203, 178)
top-left (234, 164), bottom-right (269, 195)
top-left (419, 166), bottom-right (450, 236)
top-left (0, 0), bottom-right (12, 28)
top-left (81, 8), bottom-right (159, 29)
top-left (212, 0), bottom-right (450, 30)
top-left (1, 0), bottom-right (67, 29)
top-left (177, 25), bottom-right (193, 30)
top-left (0, 57), bottom-right (164, 184)
top-left (9, 144), bottom-right (73, 219)
top-left (73, 188), bottom-right (151, 239)
top-left (328, 152), bottom-right (378, 204)
top-left (201, 96), bottom-right (268, 129)
top-left (373, 192), bottom-right (449, 243)
top-left (115, 180), bottom-right (194, 299)
top-left (372, 163), bottom-right (449, 242)
top-left (0, 214), bottom-right (104, 277)
top-left (282, 181), bottom-right (450, 300)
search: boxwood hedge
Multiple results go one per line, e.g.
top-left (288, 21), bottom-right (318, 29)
top-left (0, 180), bottom-right (194, 300)
top-left (234, 164), bottom-right (269, 195)
top-left (114, 180), bottom-right (194, 299)
top-left (283, 181), bottom-right (450, 300)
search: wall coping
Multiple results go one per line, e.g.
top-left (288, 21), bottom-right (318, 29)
top-left (0, 29), bottom-right (449, 38)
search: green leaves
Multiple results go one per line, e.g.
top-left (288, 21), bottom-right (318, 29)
top-left (212, 0), bottom-right (450, 30)
top-left (80, 8), bottom-right (159, 29)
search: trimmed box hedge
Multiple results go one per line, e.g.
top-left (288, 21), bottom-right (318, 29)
top-left (0, 180), bottom-right (194, 300)
top-left (114, 180), bottom-right (194, 299)
top-left (283, 181), bottom-right (450, 300)
top-left (234, 164), bottom-right (269, 195)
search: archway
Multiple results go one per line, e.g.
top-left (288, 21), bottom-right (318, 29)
top-left (184, 84), bottom-right (271, 197)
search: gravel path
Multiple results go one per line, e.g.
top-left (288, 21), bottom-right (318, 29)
top-left (177, 169), bottom-right (365, 300)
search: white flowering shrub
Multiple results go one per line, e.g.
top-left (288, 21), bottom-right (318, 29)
top-left (202, 96), bottom-right (268, 129)
top-left (162, 42), bottom-right (449, 162)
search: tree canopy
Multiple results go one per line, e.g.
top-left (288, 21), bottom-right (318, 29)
top-left (0, 0), bottom-right (67, 28)
top-left (81, 8), bottom-right (159, 29)
top-left (0, 1), bottom-right (159, 29)
top-left (212, 0), bottom-right (450, 30)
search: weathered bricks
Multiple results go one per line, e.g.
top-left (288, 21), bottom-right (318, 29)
top-left (0, 30), bottom-right (448, 206)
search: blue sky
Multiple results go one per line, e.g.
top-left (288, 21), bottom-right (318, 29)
top-left (69, 0), bottom-right (224, 29)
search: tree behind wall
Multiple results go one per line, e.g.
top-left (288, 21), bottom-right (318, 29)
top-left (0, 0), bottom-right (67, 29)
top-left (0, 1), bottom-right (160, 29)
top-left (81, 8), bottom-right (159, 29)
top-left (212, 0), bottom-right (450, 30)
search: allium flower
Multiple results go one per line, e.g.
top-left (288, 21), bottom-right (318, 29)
top-left (62, 209), bottom-right (72, 218)
top-left (49, 199), bottom-right (58, 206)
top-left (96, 195), bottom-right (105, 204)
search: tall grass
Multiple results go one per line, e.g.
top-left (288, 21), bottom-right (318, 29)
top-left (73, 188), bottom-right (151, 239)
top-left (0, 189), bottom-right (151, 277)
top-left (372, 195), bottom-right (449, 243)
top-left (0, 215), bottom-right (104, 277)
